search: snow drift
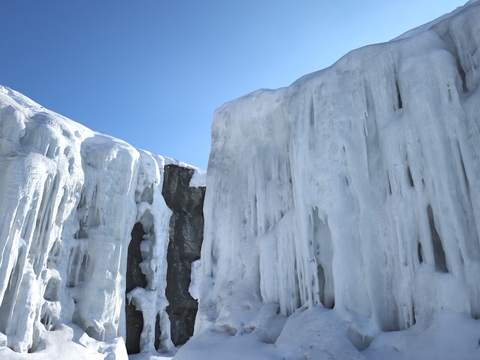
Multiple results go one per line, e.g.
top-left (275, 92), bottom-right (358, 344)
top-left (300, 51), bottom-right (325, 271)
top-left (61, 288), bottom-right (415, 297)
top-left (177, 1), bottom-right (480, 359)
top-left (0, 86), bottom-right (205, 358)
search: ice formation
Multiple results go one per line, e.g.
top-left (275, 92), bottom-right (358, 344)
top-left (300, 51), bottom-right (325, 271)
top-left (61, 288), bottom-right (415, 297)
top-left (177, 1), bottom-right (480, 359)
top-left (1, 1), bottom-right (480, 359)
top-left (0, 86), bottom-right (205, 358)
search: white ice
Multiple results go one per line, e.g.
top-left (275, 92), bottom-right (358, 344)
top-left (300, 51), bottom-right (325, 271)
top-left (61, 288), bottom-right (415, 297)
top-left (0, 85), bottom-right (204, 359)
top-left (1, 0), bottom-right (480, 359)
top-left (181, 1), bottom-right (480, 359)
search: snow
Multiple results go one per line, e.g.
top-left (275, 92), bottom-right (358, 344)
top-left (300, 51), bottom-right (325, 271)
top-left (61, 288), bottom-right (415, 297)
top-left (129, 355), bottom-right (172, 360)
top-left (363, 311), bottom-right (480, 360)
top-left (176, 308), bottom-right (480, 360)
top-left (0, 85), bottom-right (204, 358)
top-left (0, 323), bottom-right (128, 360)
top-left (183, 0), bottom-right (480, 359)
top-left (188, 260), bottom-right (202, 301)
top-left (128, 150), bottom-right (176, 353)
top-left (188, 168), bottom-right (207, 188)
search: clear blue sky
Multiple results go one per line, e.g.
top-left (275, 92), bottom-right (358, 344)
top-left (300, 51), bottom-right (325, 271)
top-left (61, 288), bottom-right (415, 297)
top-left (1, 0), bottom-right (467, 169)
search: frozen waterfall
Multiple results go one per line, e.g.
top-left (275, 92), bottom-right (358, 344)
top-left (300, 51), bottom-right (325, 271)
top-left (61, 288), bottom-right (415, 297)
top-left (0, 86), bottom-right (205, 358)
top-left (180, 1), bottom-right (480, 359)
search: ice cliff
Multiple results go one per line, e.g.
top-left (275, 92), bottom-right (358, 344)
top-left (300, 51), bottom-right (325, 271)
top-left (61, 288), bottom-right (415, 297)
top-left (1, 1), bottom-right (480, 359)
top-left (176, 1), bottom-right (480, 359)
top-left (0, 86), bottom-right (206, 358)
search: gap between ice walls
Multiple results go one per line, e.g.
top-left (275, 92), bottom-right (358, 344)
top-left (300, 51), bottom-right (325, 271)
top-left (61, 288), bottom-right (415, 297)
top-left (0, 85), bottom-right (206, 358)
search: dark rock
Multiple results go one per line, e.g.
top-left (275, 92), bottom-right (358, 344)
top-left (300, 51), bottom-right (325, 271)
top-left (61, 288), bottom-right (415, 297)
top-left (126, 222), bottom-right (148, 292)
top-left (162, 165), bottom-right (205, 346)
top-left (125, 222), bottom-right (148, 354)
top-left (162, 165), bottom-right (205, 217)
top-left (154, 313), bottom-right (161, 351)
top-left (125, 164), bottom-right (206, 352)
top-left (125, 302), bottom-right (143, 354)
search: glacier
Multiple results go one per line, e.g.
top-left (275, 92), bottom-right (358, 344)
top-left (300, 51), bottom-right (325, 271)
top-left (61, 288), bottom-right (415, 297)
top-left (0, 86), bottom-right (205, 359)
top-left (176, 1), bottom-right (480, 359)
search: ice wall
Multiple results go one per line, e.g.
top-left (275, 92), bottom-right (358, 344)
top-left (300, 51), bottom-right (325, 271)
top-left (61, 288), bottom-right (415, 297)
top-left (197, 0), bottom-right (480, 337)
top-left (0, 86), bottom-right (206, 357)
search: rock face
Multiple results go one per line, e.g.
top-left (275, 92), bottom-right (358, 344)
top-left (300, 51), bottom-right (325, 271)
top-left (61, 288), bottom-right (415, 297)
top-left (162, 164), bottom-right (205, 345)
top-left (125, 222), bottom-right (148, 354)
top-left (124, 164), bottom-right (206, 354)
top-left (0, 85), bottom-right (206, 358)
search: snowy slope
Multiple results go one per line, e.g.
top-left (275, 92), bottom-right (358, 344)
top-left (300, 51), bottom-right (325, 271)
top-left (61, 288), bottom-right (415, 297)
top-left (0, 86), bottom-right (205, 359)
top-left (175, 1), bottom-right (480, 359)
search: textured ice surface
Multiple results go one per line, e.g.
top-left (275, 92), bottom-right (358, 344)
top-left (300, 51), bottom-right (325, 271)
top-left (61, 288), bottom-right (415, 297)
top-left (184, 1), bottom-right (480, 359)
top-left (0, 86), bottom-right (205, 358)
top-left (1, 1), bottom-right (480, 359)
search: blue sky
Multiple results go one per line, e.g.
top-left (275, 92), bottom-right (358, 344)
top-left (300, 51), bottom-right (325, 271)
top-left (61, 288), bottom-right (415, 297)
top-left (1, 0), bottom-right (468, 169)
